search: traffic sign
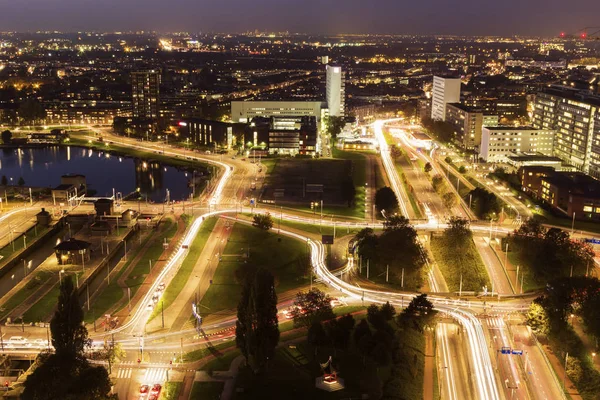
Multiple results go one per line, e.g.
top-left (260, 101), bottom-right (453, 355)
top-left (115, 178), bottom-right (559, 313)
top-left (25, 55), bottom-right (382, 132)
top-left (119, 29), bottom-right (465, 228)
top-left (501, 346), bottom-right (511, 354)
top-left (584, 238), bottom-right (600, 245)
top-left (512, 350), bottom-right (523, 355)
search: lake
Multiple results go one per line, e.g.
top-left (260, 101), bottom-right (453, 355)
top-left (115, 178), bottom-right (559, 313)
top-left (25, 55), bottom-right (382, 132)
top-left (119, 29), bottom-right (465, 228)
top-left (0, 146), bottom-right (207, 202)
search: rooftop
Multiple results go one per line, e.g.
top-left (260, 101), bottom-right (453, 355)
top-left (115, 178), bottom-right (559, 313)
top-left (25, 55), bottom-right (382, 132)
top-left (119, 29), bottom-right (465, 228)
top-left (541, 85), bottom-right (600, 108)
top-left (53, 184), bottom-right (75, 191)
top-left (54, 238), bottom-right (91, 251)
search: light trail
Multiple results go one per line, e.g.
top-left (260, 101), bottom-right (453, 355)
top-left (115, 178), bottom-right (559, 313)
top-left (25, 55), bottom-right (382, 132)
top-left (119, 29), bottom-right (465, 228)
top-left (372, 119), bottom-right (411, 218)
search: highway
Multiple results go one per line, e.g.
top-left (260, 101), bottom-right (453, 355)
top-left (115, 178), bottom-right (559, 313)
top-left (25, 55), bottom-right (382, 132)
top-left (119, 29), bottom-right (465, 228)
top-left (0, 122), bottom-right (572, 399)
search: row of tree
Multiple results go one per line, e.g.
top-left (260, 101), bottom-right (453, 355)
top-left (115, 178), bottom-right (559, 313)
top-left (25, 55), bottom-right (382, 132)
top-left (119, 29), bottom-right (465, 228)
top-left (353, 215), bottom-right (427, 289)
top-left (528, 277), bottom-right (600, 395)
top-left (431, 174), bottom-right (458, 210)
top-left (507, 218), bottom-right (594, 281)
top-left (1, 175), bottom-right (25, 186)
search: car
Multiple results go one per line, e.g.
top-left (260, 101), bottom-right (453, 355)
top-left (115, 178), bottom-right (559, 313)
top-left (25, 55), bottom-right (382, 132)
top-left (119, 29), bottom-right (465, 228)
top-left (158, 282), bottom-right (166, 291)
top-left (150, 384), bottom-right (162, 395)
top-left (7, 336), bottom-right (28, 347)
top-left (32, 339), bottom-right (49, 348)
top-left (152, 294), bottom-right (160, 304)
top-left (148, 394), bottom-right (158, 400)
top-left (139, 385), bottom-right (149, 395)
top-left (146, 303), bottom-right (153, 311)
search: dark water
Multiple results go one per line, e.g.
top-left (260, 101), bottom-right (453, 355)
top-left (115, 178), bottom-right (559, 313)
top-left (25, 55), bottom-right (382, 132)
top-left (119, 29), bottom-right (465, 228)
top-left (0, 146), bottom-right (203, 202)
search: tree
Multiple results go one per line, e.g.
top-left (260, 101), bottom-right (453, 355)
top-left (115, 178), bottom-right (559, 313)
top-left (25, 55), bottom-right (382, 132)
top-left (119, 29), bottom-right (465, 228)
top-left (324, 116), bottom-right (346, 139)
top-left (18, 98), bottom-right (46, 124)
top-left (290, 288), bottom-right (335, 328)
top-left (1, 175), bottom-right (6, 186)
top-left (390, 145), bottom-right (403, 161)
top-left (458, 165), bottom-right (467, 174)
top-left (22, 276), bottom-right (113, 400)
top-left (526, 301), bottom-right (549, 335)
top-left (399, 294), bottom-right (437, 331)
top-left (307, 322), bottom-right (328, 351)
top-left (18, 176), bottom-right (25, 187)
top-left (444, 217), bottom-right (472, 245)
top-left (252, 213), bottom-right (273, 231)
top-left (424, 162), bottom-right (432, 173)
top-left (442, 192), bottom-right (457, 209)
top-left (235, 268), bottom-right (280, 374)
top-left (469, 187), bottom-right (501, 220)
top-left (380, 301), bottom-right (396, 321)
top-left (341, 176), bottom-right (356, 207)
top-left (50, 276), bottom-right (90, 358)
top-left (383, 215), bottom-right (411, 231)
top-left (1, 130), bottom-right (11, 144)
top-left (375, 186), bottom-right (398, 215)
top-left (325, 314), bottom-right (355, 349)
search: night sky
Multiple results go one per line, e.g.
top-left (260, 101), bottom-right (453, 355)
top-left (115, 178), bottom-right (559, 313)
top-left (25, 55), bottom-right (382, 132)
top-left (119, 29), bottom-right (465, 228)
top-left (0, 0), bottom-right (597, 36)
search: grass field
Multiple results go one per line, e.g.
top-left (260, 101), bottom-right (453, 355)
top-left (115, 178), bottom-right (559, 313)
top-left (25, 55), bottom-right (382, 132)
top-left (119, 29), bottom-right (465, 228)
top-left (190, 382), bottom-right (225, 400)
top-left (393, 160), bottom-right (424, 219)
top-left (148, 217), bottom-right (218, 322)
top-left (162, 382), bottom-right (183, 400)
top-left (67, 136), bottom-right (212, 172)
top-left (430, 235), bottom-right (491, 292)
top-left (199, 222), bottom-right (310, 315)
top-left (506, 250), bottom-right (547, 292)
top-left (0, 271), bottom-right (52, 320)
top-left (0, 225), bottom-right (50, 262)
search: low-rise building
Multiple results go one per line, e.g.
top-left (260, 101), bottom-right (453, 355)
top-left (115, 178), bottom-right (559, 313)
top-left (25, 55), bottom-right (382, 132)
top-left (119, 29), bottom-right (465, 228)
top-left (267, 116), bottom-right (318, 156)
top-left (178, 118), bottom-right (249, 149)
top-left (479, 126), bottom-right (555, 162)
top-left (538, 172), bottom-right (600, 220)
top-left (231, 101), bottom-right (323, 123)
top-left (518, 166), bottom-right (555, 196)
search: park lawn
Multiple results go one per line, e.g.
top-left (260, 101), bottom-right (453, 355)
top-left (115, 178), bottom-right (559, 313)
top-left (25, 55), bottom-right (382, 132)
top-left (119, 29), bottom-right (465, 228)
top-left (66, 136), bottom-right (213, 171)
top-left (0, 226), bottom-right (51, 262)
top-left (148, 217), bottom-right (218, 322)
top-left (23, 285), bottom-right (60, 323)
top-left (430, 235), bottom-right (491, 292)
top-left (199, 223), bottom-right (310, 315)
top-left (189, 382), bottom-right (225, 400)
top-left (0, 271), bottom-right (52, 320)
top-left (199, 349), bottom-right (241, 372)
top-left (260, 158), bottom-right (279, 175)
top-left (161, 382), bottom-right (182, 400)
top-left (332, 148), bottom-right (367, 219)
top-left (125, 219), bottom-right (179, 296)
top-left (249, 212), bottom-right (368, 238)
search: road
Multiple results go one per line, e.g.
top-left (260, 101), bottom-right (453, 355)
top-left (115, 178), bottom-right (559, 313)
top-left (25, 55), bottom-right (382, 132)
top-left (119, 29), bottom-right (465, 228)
top-left (475, 237), bottom-right (514, 295)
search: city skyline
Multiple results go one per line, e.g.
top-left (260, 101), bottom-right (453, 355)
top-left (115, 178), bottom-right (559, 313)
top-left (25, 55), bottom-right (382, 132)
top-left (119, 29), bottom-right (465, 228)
top-left (1, 0), bottom-right (599, 36)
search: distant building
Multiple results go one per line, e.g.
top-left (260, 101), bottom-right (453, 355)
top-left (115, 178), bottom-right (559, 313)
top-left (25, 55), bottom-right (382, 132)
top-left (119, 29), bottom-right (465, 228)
top-left (178, 118), bottom-right (249, 149)
top-left (131, 70), bottom-right (160, 136)
top-left (417, 99), bottom-right (432, 122)
top-left (431, 76), bottom-right (461, 121)
top-left (539, 172), bottom-right (600, 220)
top-left (518, 166), bottom-right (556, 196)
top-left (326, 65), bottom-right (345, 117)
top-left (532, 85), bottom-right (600, 177)
top-left (266, 116), bottom-right (318, 156)
top-left (131, 70), bottom-right (160, 120)
top-left (348, 103), bottom-right (375, 122)
top-left (36, 208), bottom-right (52, 227)
top-left (479, 126), bottom-right (555, 162)
top-left (45, 100), bottom-right (130, 125)
top-left (445, 103), bottom-right (482, 150)
top-left (231, 101), bottom-right (323, 123)
top-left (95, 198), bottom-right (114, 216)
top-left (507, 153), bottom-right (564, 169)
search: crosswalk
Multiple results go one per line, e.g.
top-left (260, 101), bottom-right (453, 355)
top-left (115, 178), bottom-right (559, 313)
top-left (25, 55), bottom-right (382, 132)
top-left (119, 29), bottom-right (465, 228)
top-left (115, 366), bottom-right (167, 383)
top-left (486, 317), bottom-right (505, 329)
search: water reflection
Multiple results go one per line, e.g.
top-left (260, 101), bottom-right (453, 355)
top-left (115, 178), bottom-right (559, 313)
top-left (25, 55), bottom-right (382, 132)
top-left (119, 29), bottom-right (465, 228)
top-left (0, 146), bottom-right (205, 202)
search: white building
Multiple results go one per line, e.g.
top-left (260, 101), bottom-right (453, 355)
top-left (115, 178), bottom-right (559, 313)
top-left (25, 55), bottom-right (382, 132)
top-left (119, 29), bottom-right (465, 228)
top-left (431, 76), bottom-right (461, 121)
top-left (326, 65), bottom-right (345, 117)
top-left (479, 126), bottom-right (555, 162)
top-left (230, 101), bottom-right (323, 123)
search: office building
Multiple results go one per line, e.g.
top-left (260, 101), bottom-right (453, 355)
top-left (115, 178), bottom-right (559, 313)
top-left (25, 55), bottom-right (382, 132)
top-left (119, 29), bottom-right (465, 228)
top-left (539, 172), bottom-right (600, 220)
top-left (231, 101), bottom-right (323, 123)
top-left (179, 118), bottom-right (250, 149)
top-left (445, 103), bottom-right (483, 150)
top-left (131, 70), bottom-right (160, 120)
top-left (479, 126), bottom-right (555, 162)
top-left (431, 75), bottom-right (461, 121)
top-left (267, 116), bottom-right (318, 156)
top-left (326, 65), bottom-right (345, 117)
top-left (532, 86), bottom-right (600, 177)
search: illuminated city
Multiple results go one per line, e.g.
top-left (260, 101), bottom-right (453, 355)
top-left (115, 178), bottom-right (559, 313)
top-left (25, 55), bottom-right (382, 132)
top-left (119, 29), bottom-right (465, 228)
top-left (1, 4), bottom-right (600, 400)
